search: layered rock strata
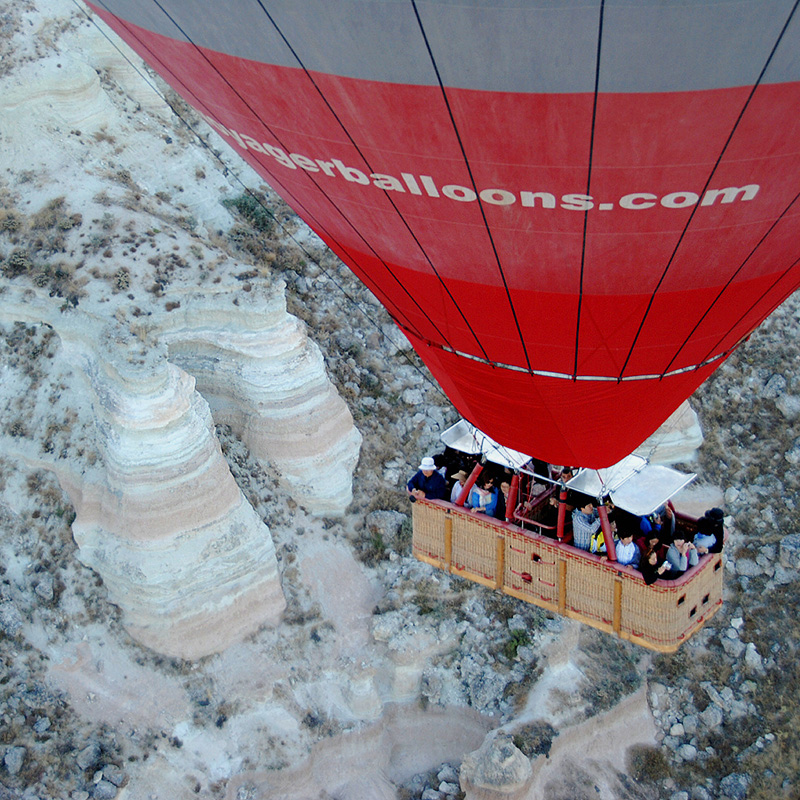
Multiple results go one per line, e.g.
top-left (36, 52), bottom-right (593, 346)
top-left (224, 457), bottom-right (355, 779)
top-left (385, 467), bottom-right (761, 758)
top-left (64, 335), bottom-right (286, 659)
top-left (0, 277), bottom-right (362, 657)
top-left (162, 284), bottom-right (361, 516)
top-left (0, 2), bottom-right (363, 656)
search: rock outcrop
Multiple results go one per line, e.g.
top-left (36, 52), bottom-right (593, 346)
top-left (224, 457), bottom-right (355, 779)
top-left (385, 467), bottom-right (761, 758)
top-left (0, 2), bottom-right (361, 657)
top-left (460, 731), bottom-right (533, 800)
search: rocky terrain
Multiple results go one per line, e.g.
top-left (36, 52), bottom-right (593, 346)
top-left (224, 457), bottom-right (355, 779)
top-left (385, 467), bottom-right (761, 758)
top-left (1, 2), bottom-right (800, 799)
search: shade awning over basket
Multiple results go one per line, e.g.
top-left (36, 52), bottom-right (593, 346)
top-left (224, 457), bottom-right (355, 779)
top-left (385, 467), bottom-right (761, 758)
top-left (441, 420), bottom-right (696, 516)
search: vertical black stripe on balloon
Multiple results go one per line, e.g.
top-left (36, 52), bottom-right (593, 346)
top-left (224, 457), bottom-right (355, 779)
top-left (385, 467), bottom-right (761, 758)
top-left (573, 0), bottom-right (605, 381)
top-left (618, 0), bottom-right (800, 381)
top-left (410, 0), bottom-right (532, 372)
top-left (253, 0), bottom-right (493, 363)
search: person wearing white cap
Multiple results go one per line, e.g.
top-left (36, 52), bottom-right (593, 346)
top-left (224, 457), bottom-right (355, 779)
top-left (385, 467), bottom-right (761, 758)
top-left (407, 456), bottom-right (448, 502)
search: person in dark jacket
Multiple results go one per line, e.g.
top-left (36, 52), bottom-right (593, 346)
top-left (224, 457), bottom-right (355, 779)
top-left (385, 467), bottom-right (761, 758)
top-left (639, 547), bottom-right (676, 584)
top-left (407, 456), bottom-right (447, 501)
top-left (494, 480), bottom-right (512, 520)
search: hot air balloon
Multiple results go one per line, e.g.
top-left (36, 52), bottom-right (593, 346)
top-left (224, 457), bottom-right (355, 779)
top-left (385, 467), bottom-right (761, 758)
top-left (83, 0), bottom-right (796, 647)
top-left (85, 0), bottom-right (800, 469)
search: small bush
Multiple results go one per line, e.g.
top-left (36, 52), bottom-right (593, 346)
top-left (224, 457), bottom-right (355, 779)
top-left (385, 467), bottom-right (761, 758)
top-left (512, 721), bottom-right (556, 758)
top-left (2, 248), bottom-right (33, 277)
top-left (503, 628), bottom-right (531, 660)
top-left (626, 744), bottom-right (670, 782)
top-left (222, 192), bottom-right (275, 234)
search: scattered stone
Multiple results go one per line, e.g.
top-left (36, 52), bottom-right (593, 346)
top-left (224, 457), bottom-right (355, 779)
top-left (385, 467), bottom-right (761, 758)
top-left (436, 765), bottom-right (459, 785)
top-left (438, 781), bottom-right (459, 794)
top-left (682, 714), bottom-right (698, 736)
top-left (670, 792), bottom-right (689, 800)
top-left (699, 705), bottom-right (724, 729)
top-left (773, 564), bottom-right (796, 584)
top-left (102, 765), bottom-right (127, 787)
top-left (761, 373), bottom-right (786, 399)
top-left (3, 746), bottom-right (25, 775)
top-left (401, 388), bottom-right (424, 405)
top-left (724, 486), bottom-right (740, 505)
top-left (33, 573), bottom-right (55, 602)
top-left (691, 787), bottom-right (712, 800)
top-left (784, 439), bottom-right (800, 466)
top-left (460, 731), bottom-right (532, 794)
top-left (776, 394), bottom-right (800, 420)
top-left (33, 716), bottom-right (50, 733)
top-left (670, 722), bottom-right (685, 737)
top-left (720, 773), bottom-right (750, 800)
top-left (91, 780), bottom-right (118, 800)
top-left (77, 743), bottom-right (102, 771)
top-left (743, 642), bottom-right (764, 673)
top-left (0, 601), bottom-right (23, 637)
top-left (722, 637), bottom-right (745, 659)
top-left (677, 744), bottom-right (697, 762)
top-left (779, 534), bottom-right (800, 569)
top-left (734, 558), bottom-right (760, 577)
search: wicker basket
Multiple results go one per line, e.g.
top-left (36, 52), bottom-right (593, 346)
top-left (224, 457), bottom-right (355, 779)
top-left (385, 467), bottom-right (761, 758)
top-left (412, 500), bottom-right (722, 652)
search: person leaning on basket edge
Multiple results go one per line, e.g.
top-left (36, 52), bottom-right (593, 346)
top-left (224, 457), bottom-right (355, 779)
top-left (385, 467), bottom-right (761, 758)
top-left (407, 456), bottom-right (448, 502)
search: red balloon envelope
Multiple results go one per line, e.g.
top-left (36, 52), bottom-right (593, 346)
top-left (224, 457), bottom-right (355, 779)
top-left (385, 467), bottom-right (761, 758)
top-left (87, 0), bottom-right (800, 467)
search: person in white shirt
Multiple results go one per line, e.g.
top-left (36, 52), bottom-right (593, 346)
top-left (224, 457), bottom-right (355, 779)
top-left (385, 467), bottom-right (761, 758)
top-left (614, 531), bottom-right (640, 568)
top-left (450, 470), bottom-right (469, 505)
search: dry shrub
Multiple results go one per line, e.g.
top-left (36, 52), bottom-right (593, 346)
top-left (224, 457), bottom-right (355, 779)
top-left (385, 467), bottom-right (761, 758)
top-left (626, 744), bottom-right (670, 783)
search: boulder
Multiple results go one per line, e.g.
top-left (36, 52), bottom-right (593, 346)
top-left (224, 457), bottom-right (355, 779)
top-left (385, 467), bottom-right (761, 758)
top-left (0, 601), bottom-right (23, 637)
top-left (677, 744), bottom-right (698, 762)
top-left (460, 731), bottom-right (532, 797)
top-left (699, 705), bottom-right (724, 729)
top-left (779, 534), bottom-right (800, 569)
top-left (734, 558), bottom-right (761, 577)
top-left (3, 746), bottom-right (25, 776)
top-left (776, 394), bottom-right (800, 421)
top-left (91, 780), bottom-right (118, 800)
top-left (720, 773), bottom-right (750, 800)
top-left (33, 573), bottom-right (55, 603)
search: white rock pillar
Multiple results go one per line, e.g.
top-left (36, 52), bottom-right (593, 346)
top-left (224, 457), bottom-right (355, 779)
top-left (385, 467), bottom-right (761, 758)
top-left (64, 331), bottom-right (285, 659)
top-left (162, 283), bottom-right (362, 516)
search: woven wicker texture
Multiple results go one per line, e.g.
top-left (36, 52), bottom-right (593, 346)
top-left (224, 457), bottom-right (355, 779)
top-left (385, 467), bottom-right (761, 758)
top-left (412, 500), bottom-right (723, 652)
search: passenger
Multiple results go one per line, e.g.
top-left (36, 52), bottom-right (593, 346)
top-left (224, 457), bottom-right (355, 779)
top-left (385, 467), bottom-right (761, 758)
top-left (572, 500), bottom-right (601, 551)
top-left (694, 507), bottom-right (724, 553)
top-left (636, 531), bottom-right (667, 562)
top-left (449, 469), bottom-right (470, 505)
top-left (469, 474), bottom-right (498, 516)
top-left (433, 453), bottom-right (450, 479)
top-left (560, 467), bottom-right (577, 511)
top-left (639, 547), bottom-right (675, 585)
top-left (666, 532), bottom-right (699, 574)
top-left (613, 530), bottom-right (641, 568)
top-left (494, 480), bottom-right (512, 520)
top-left (590, 527), bottom-right (607, 555)
top-left (407, 456), bottom-right (448, 502)
top-left (640, 505), bottom-right (674, 539)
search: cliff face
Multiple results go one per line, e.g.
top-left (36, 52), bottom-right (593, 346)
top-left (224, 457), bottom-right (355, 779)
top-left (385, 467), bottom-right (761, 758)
top-left (0, 0), bottom-right (360, 658)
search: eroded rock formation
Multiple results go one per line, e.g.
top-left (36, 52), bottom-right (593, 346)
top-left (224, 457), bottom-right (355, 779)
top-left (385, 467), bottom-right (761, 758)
top-left (0, 5), bottom-right (361, 657)
top-left (0, 278), bottom-right (361, 656)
